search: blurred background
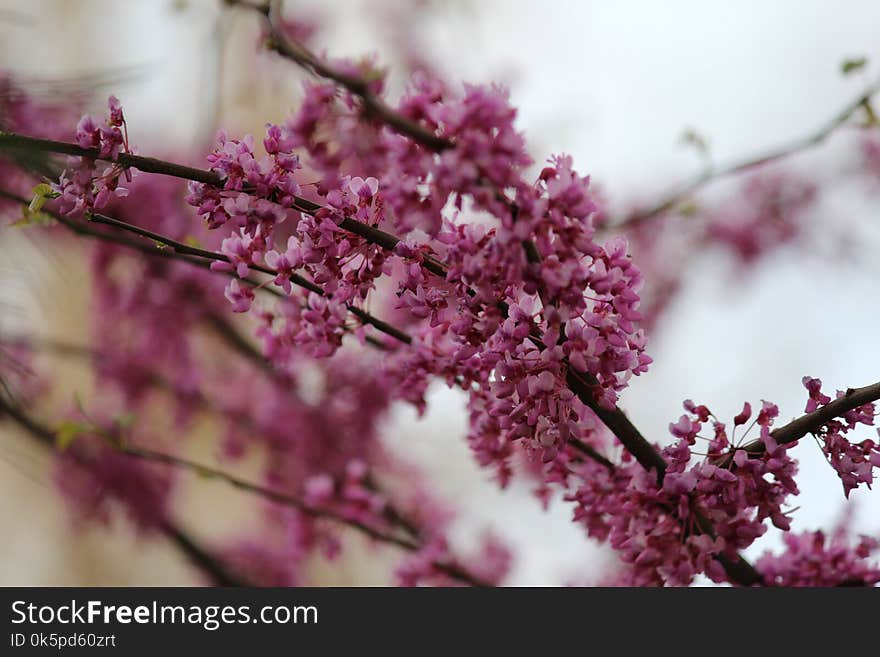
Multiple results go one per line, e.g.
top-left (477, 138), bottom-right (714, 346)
top-left (1, 0), bottom-right (878, 585)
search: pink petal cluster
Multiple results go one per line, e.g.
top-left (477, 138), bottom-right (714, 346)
top-left (704, 173), bottom-right (816, 264)
top-left (186, 120), bottom-right (391, 355)
top-left (54, 429), bottom-right (173, 533)
top-left (756, 530), bottom-right (880, 586)
top-left (567, 398), bottom-right (799, 586)
top-left (23, 45), bottom-right (880, 588)
top-left (802, 377), bottom-right (879, 497)
top-left (51, 96), bottom-right (132, 215)
top-left (181, 74), bottom-right (652, 487)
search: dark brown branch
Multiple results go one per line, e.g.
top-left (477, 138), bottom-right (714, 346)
top-left (86, 212), bottom-right (319, 293)
top-left (160, 522), bottom-right (245, 587)
top-left (87, 212), bottom-right (414, 344)
top-left (563, 369), bottom-right (762, 586)
top-left (565, 370), bottom-right (667, 477)
top-left (0, 188), bottom-right (284, 297)
top-left (2, 189), bottom-right (389, 350)
top-left (726, 380), bottom-right (880, 463)
top-left (200, 8), bottom-right (766, 584)
top-left (0, 132), bottom-right (449, 276)
top-left (262, 0), bottom-right (452, 153)
top-left (568, 436), bottom-right (616, 472)
top-left (0, 132), bottom-right (222, 185)
top-left (1, 185), bottom-right (411, 345)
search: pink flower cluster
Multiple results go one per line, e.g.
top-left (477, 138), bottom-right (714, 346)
top-left (182, 76), bottom-right (651, 485)
top-left (55, 429), bottom-right (173, 533)
top-left (186, 122), bottom-right (389, 353)
top-left (567, 399), bottom-right (799, 585)
top-left (27, 61), bottom-right (880, 588)
top-left (303, 460), bottom-right (386, 524)
top-left (756, 530), bottom-right (880, 586)
top-left (704, 173), bottom-right (816, 264)
top-left (802, 376), bottom-right (879, 497)
top-left (51, 96), bottom-right (132, 215)
top-left (395, 533), bottom-right (512, 587)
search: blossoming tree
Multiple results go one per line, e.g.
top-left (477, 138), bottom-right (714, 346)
top-left (0, 0), bottom-right (878, 586)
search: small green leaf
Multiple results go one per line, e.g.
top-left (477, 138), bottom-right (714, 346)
top-left (13, 209), bottom-right (56, 228)
top-left (28, 183), bottom-right (59, 213)
top-left (56, 420), bottom-right (90, 451)
top-left (678, 201), bottom-right (700, 217)
top-left (114, 412), bottom-right (136, 430)
top-left (841, 57), bottom-right (867, 75)
top-left (195, 466), bottom-right (217, 480)
top-left (358, 59), bottom-right (386, 84)
top-left (14, 184), bottom-right (59, 227)
top-left (183, 235), bottom-right (202, 248)
top-left (680, 127), bottom-right (709, 155)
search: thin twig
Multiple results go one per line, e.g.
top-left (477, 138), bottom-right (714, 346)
top-left (118, 444), bottom-right (490, 586)
top-left (3, 335), bottom-right (485, 585)
top-left (716, 380), bottom-right (880, 466)
top-left (0, 394), bottom-right (248, 586)
top-left (0, 184), bottom-right (410, 345)
top-left (612, 78), bottom-right (880, 229)
top-left (263, 0), bottom-right (452, 152)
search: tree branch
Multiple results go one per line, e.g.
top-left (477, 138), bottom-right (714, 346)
top-left (261, 0), bottom-right (452, 153)
top-left (612, 78), bottom-right (880, 229)
top-left (0, 394), bottom-right (248, 586)
top-left (0, 339), bottom-right (488, 586)
top-left (114, 444), bottom-right (492, 587)
top-left (729, 380), bottom-right (880, 462)
top-left (0, 40), bottom-right (751, 584)
top-left (0, 185), bottom-right (411, 346)
top-left (0, 131), bottom-right (447, 273)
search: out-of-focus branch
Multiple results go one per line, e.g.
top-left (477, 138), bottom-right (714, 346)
top-left (0, 394), bottom-right (247, 586)
top-left (0, 392), bottom-right (489, 586)
top-left (121, 436), bottom-right (492, 585)
top-left (5, 334), bottom-right (481, 582)
top-left (612, 78), bottom-right (880, 229)
top-left (0, 186), bottom-right (410, 346)
top-left (261, 0), bottom-right (452, 152)
top-left (119, 444), bottom-right (490, 586)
